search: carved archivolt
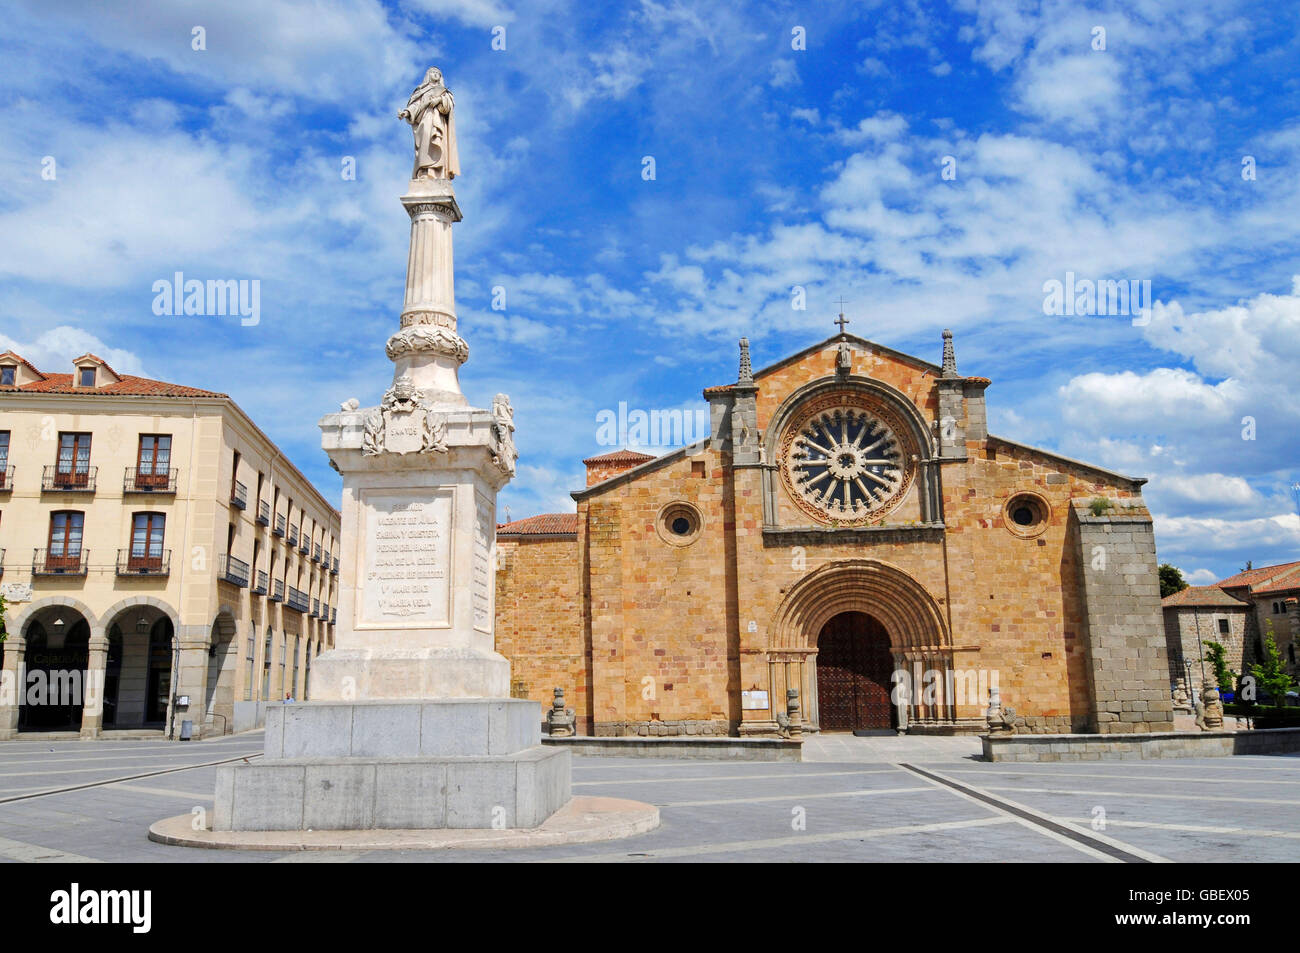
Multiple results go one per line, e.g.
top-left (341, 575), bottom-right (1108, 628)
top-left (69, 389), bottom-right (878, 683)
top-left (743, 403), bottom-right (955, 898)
top-left (770, 559), bottom-right (949, 654)
top-left (385, 325), bottom-right (469, 364)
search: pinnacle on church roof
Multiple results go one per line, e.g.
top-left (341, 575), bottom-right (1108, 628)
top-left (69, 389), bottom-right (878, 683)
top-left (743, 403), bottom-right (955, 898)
top-left (941, 329), bottom-right (959, 379)
top-left (737, 337), bottom-right (754, 385)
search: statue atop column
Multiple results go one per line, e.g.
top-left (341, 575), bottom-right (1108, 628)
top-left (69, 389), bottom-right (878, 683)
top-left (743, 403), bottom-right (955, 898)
top-left (399, 66), bottom-right (460, 180)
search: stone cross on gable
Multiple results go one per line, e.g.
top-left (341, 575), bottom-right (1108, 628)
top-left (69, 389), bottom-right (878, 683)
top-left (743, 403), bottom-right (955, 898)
top-left (835, 298), bottom-right (850, 335)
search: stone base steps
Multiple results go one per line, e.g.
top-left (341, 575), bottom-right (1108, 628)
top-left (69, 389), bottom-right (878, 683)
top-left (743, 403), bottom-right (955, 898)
top-left (984, 726), bottom-right (1300, 761)
top-left (543, 735), bottom-right (802, 761)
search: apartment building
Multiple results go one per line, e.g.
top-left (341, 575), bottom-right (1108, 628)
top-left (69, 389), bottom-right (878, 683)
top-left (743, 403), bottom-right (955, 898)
top-left (0, 351), bottom-right (340, 739)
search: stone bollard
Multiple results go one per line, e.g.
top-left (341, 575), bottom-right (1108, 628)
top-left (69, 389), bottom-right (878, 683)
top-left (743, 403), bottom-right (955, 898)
top-left (546, 686), bottom-right (577, 737)
top-left (985, 685), bottom-right (1017, 736)
top-left (786, 688), bottom-right (802, 740)
top-left (1197, 682), bottom-right (1224, 731)
top-left (1171, 678), bottom-right (1191, 713)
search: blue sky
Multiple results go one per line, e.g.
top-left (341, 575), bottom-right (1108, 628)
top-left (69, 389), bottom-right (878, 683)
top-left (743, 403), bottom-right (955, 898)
top-left (1, 0), bottom-right (1298, 584)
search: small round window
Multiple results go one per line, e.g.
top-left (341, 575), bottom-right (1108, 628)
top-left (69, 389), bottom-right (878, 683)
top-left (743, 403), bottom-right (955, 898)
top-left (657, 502), bottom-right (702, 547)
top-left (1004, 493), bottom-right (1050, 538)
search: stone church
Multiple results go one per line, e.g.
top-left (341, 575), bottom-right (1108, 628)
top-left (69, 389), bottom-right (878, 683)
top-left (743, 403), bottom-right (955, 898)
top-left (494, 328), bottom-right (1175, 737)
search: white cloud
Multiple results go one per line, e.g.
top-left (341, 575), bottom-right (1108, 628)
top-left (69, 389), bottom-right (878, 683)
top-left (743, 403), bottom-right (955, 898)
top-left (769, 60), bottom-right (799, 88)
top-left (0, 325), bottom-right (147, 377)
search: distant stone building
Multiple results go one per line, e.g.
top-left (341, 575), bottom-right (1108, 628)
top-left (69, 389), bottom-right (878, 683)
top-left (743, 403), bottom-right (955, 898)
top-left (494, 330), bottom-right (1176, 736)
top-left (1161, 586), bottom-right (1251, 692)
top-left (0, 350), bottom-right (339, 740)
top-left (1189, 561), bottom-right (1300, 677)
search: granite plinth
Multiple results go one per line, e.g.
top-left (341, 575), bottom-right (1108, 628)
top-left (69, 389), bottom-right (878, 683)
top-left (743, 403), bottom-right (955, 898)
top-left (214, 746), bottom-right (571, 831)
top-left (265, 699), bottom-right (538, 758)
top-left (309, 648), bottom-right (510, 701)
top-left (215, 697), bottom-right (569, 832)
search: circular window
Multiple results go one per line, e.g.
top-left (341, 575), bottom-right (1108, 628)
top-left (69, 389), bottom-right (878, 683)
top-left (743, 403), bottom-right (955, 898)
top-left (657, 502), bottom-right (702, 547)
top-left (1004, 493), bottom-right (1050, 538)
top-left (778, 392), bottom-right (916, 526)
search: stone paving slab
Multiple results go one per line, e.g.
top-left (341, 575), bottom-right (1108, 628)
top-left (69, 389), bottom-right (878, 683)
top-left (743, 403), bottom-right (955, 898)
top-left (0, 737), bottom-right (1296, 862)
top-left (150, 795), bottom-right (658, 850)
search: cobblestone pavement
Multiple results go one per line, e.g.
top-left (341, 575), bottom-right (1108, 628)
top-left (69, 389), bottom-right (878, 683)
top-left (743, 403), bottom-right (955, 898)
top-left (0, 732), bottom-right (1295, 863)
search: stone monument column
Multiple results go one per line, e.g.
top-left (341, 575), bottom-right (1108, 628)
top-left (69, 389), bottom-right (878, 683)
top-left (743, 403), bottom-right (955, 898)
top-left (211, 68), bottom-right (569, 833)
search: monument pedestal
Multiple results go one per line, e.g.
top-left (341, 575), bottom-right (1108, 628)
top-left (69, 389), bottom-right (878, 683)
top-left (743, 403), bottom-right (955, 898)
top-left (214, 700), bottom-right (570, 831)
top-left (208, 67), bottom-right (574, 838)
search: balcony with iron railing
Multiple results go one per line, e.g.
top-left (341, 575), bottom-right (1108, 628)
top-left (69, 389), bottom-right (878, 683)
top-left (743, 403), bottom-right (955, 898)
top-left (331, 555), bottom-right (339, 574)
top-left (230, 480), bottom-right (248, 510)
top-left (42, 464), bottom-right (96, 493)
top-left (311, 597), bottom-right (320, 618)
top-left (270, 579), bottom-right (285, 603)
top-left (287, 524), bottom-right (299, 546)
top-left (273, 513), bottom-right (286, 537)
top-left (256, 500), bottom-right (270, 526)
top-left (298, 535), bottom-right (310, 556)
top-left (253, 569), bottom-right (269, 595)
top-left (218, 553), bottom-right (250, 587)
top-left (123, 467), bottom-right (177, 494)
top-left (286, 586), bottom-right (311, 613)
top-left (0, 466), bottom-right (13, 492)
top-left (33, 548), bottom-right (88, 575)
top-left (313, 542), bottom-right (322, 563)
top-left (330, 607), bottom-right (337, 624)
top-left (116, 548), bottom-right (170, 576)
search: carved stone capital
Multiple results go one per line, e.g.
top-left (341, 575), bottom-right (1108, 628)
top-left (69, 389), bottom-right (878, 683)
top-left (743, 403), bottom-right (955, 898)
top-left (404, 201), bottom-right (461, 222)
top-left (385, 325), bottom-right (469, 364)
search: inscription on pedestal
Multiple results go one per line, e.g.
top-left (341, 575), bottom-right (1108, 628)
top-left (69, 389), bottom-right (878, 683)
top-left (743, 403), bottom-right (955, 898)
top-left (472, 493), bottom-right (493, 633)
top-left (360, 490), bottom-right (452, 626)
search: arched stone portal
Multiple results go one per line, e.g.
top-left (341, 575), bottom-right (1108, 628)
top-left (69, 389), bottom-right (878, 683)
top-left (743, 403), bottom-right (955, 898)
top-left (816, 611), bottom-right (895, 732)
top-left (769, 559), bottom-right (956, 732)
top-left (18, 606), bottom-right (92, 732)
top-left (100, 598), bottom-right (180, 732)
top-left (204, 610), bottom-right (239, 737)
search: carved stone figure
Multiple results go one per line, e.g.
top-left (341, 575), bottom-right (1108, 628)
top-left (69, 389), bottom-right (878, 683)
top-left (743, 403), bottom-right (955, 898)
top-left (491, 393), bottom-right (517, 476)
top-left (362, 409), bottom-right (384, 456)
top-left (341, 397), bottom-right (360, 412)
top-left (421, 409), bottom-right (448, 454)
top-left (398, 67), bottom-right (460, 180)
top-left (985, 686), bottom-right (1018, 736)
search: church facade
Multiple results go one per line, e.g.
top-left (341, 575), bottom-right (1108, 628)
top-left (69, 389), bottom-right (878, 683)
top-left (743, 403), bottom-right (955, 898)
top-left (494, 330), bottom-right (1175, 737)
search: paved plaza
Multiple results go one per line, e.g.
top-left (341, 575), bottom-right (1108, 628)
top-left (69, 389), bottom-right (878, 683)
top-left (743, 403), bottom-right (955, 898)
top-left (0, 732), bottom-right (1296, 863)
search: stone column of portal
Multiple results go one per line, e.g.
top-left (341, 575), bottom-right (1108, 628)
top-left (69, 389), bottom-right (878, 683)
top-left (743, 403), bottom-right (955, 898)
top-left (78, 632), bottom-right (109, 739)
top-left (0, 637), bottom-right (25, 739)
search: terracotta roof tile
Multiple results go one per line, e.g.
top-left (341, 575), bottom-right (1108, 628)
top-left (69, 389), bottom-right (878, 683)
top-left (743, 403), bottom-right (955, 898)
top-left (496, 513), bottom-right (579, 536)
top-left (1162, 586), bottom-right (1252, 608)
top-left (581, 449), bottom-right (656, 466)
top-left (0, 372), bottom-right (226, 398)
top-left (1253, 565), bottom-right (1300, 595)
top-left (1216, 561), bottom-right (1300, 590)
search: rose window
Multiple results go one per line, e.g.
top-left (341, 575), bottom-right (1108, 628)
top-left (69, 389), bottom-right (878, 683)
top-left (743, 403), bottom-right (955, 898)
top-left (779, 396), bottom-right (914, 525)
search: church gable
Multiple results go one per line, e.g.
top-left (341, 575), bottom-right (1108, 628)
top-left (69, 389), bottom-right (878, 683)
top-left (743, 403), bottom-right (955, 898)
top-left (746, 334), bottom-right (942, 434)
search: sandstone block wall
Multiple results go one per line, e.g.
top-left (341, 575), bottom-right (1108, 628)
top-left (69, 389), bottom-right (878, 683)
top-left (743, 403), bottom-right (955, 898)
top-left (1073, 502), bottom-right (1175, 732)
top-left (494, 536), bottom-right (587, 731)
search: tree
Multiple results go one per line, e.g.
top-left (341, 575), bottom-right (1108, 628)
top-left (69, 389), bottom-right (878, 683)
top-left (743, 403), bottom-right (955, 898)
top-left (1159, 563), bottom-right (1190, 599)
top-left (1203, 641), bottom-right (1236, 692)
top-left (1248, 621), bottom-right (1294, 707)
